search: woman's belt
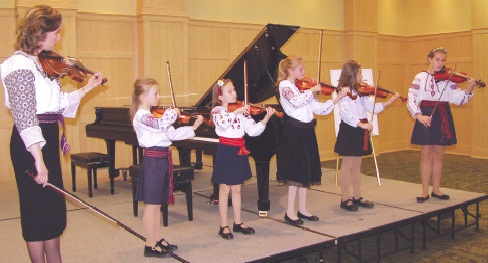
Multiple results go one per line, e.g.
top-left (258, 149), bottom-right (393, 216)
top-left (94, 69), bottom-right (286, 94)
top-left (219, 137), bottom-right (250, 155)
top-left (360, 118), bottom-right (369, 151)
top-left (38, 113), bottom-right (70, 154)
top-left (143, 149), bottom-right (175, 204)
top-left (420, 101), bottom-right (452, 143)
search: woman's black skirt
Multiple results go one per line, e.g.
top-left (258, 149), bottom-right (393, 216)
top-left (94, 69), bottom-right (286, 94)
top-left (335, 121), bottom-right (372, 156)
top-left (10, 123), bottom-right (66, 242)
top-left (277, 117), bottom-right (322, 187)
top-left (212, 143), bottom-right (252, 185)
top-left (135, 146), bottom-right (170, 205)
top-left (411, 103), bottom-right (457, 146)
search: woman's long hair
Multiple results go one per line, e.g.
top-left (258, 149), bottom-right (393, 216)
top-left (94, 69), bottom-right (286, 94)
top-left (337, 60), bottom-right (361, 92)
top-left (275, 55), bottom-right (303, 86)
top-left (130, 78), bottom-right (159, 121)
top-left (15, 5), bottom-right (62, 55)
top-left (211, 79), bottom-right (232, 109)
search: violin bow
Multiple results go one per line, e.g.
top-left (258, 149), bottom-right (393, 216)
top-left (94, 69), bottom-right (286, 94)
top-left (166, 61), bottom-right (177, 108)
top-left (315, 29), bottom-right (323, 96)
top-left (244, 60), bottom-right (249, 105)
top-left (24, 170), bottom-right (189, 262)
top-left (370, 70), bottom-right (381, 186)
top-left (430, 64), bottom-right (457, 118)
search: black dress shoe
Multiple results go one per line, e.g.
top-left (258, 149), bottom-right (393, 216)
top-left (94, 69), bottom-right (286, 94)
top-left (157, 238), bottom-right (178, 251)
top-left (416, 195), bottom-right (429, 203)
top-left (297, 211), bottom-right (319, 221)
top-left (431, 192), bottom-right (450, 200)
top-left (340, 199), bottom-right (358, 211)
top-left (233, 222), bottom-right (255, 234)
top-left (218, 226), bottom-right (233, 239)
top-left (284, 213), bottom-right (304, 225)
top-left (353, 197), bottom-right (374, 208)
top-left (144, 245), bottom-right (171, 258)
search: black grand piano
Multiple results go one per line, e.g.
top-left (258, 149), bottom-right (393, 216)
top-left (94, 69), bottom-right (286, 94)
top-left (86, 24), bottom-right (299, 216)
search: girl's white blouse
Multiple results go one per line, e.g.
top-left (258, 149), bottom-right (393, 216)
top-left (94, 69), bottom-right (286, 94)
top-left (211, 106), bottom-right (265, 138)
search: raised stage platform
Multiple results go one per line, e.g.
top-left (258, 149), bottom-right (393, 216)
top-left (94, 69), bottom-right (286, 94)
top-left (0, 155), bottom-right (486, 263)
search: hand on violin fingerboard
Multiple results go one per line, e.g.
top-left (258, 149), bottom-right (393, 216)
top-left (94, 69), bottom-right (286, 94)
top-left (85, 72), bottom-right (104, 91)
top-left (261, 107), bottom-right (275, 125)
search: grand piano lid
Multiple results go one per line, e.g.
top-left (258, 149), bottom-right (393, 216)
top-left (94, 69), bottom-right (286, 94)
top-left (195, 24), bottom-right (299, 108)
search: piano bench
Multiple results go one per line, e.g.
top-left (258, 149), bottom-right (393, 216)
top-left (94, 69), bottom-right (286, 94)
top-left (71, 152), bottom-right (113, 198)
top-left (129, 164), bottom-right (194, 227)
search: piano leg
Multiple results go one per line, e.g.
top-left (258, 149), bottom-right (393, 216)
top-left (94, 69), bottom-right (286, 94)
top-left (176, 147), bottom-right (191, 167)
top-left (255, 161), bottom-right (271, 217)
top-left (194, 150), bottom-right (203, 170)
top-left (105, 139), bottom-right (116, 179)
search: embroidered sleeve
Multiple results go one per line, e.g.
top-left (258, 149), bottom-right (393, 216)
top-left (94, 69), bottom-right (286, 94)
top-left (407, 76), bottom-right (422, 117)
top-left (281, 86), bottom-right (314, 109)
top-left (338, 97), bottom-right (360, 128)
top-left (3, 69), bottom-right (45, 149)
top-left (311, 99), bottom-right (335, 115)
top-left (212, 107), bottom-right (235, 130)
top-left (242, 114), bottom-right (265, 137)
top-left (448, 83), bottom-right (473, 106)
top-left (140, 109), bottom-right (177, 132)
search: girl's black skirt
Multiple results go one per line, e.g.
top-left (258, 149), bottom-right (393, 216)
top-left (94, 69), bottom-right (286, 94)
top-left (212, 143), bottom-right (252, 185)
top-left (10, 123), bottom-right (67, 242)
top-left (277, 117), bottom-right (322, 187)
top-left (135, 146), bottom-right (170, 205)
top-left (411, 103), bottom-right (457, 146)
top-left (335, 121), bottom-right (372, 156)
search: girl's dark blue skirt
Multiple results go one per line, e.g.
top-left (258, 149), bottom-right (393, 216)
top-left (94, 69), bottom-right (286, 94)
top-left (212, 143), bottom-right (252, 185)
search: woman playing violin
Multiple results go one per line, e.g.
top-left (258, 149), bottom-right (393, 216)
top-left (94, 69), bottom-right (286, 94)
top-left (0, 5), bottom-right (104, 262)
top-left (408, 47), bottom-right (475, 203)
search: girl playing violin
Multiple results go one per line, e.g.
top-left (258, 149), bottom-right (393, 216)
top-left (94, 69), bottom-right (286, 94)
top-left (130, 78), bottom-right (203, 257)
top-left (277, 55), bottom-right (346, 225)
top-left (211, 79), bottom-right (274, 239)
top-left (335, 60), bottom-right (400, 211)
top-left (408, 47), bottom-right (475, 203)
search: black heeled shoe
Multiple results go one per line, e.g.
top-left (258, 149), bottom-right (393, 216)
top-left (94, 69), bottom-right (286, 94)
top-left (218, 226), bottom-right (233, 239)
top-left (157, 238), bottom-right (178, 251)
top-left (233, 222), bottom-right (255, 235)
top-left (340, 199), bottom-right (358, 211)
top-left (284, 213), bottom-right (304, 225)
top-left (297, 211), bottom-right (319, 221)
top-left (431, 192), bottom-right (450, 200)
top-left (144, 245), bottom-right (171, 258)
top-left (416, 195), bottom-right (429, 203)
top-left (352, 197), bottom-right (374, 208)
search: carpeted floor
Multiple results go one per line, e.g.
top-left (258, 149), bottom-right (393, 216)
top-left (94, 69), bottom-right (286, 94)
top-left (316, 150), bottom-right (488, 263)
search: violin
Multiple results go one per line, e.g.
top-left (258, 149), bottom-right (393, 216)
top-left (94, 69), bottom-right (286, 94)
top-left (434, 67), bottom-right (486, 88)
top-left (38, 50), bottom-right (107, 84)
top-left (349, 82), bottom-right (407, 102)
top-left (151, 106), bottom-right (214, 126)
top-left (296, 77), bottom-right (338, 96)
top-left (227, 101), bottom-right (283, 118)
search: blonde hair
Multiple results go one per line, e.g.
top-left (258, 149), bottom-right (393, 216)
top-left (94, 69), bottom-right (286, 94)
top-left (15, 5), bottom-right (62, 55)
top-left (337, 60), bottom-right (361, 93)
top-left (211, 79), bottom-right (233, 109)
top-left (130, 78), bottom-right (159, 121)
top-left (275, 55), bottom-right (303, 85)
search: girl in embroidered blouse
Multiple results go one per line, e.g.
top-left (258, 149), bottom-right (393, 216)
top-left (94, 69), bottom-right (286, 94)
top-left (335, 60), bottom-right (399, 211)
top-left (210, 79), bottom-right (274, 239)
top-left (1, 5), bottom-right (103, 262)
top-left (277, 55), bottom-right (346, 225)
top-left (408, 48), bottom-right (475, 203)
top-left (130, 78), bottom-right (203, 257)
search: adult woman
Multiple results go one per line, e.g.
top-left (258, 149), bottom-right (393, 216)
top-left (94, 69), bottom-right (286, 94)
top-left (407, 47), bottom-right (475, 203)
top-left (1, 5), bottom-right (103, 262)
